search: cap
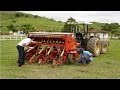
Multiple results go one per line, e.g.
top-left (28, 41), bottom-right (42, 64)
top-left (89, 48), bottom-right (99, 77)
top-left (77, 48), bottom-right (84, 54)
top-left (79, 48), bottom-right (84, 51)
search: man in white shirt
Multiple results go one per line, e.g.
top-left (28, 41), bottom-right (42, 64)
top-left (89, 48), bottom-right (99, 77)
top-left (16, 37), bottom-right (41, 67)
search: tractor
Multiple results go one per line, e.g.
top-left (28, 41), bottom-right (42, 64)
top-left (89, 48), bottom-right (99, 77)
top-left (63, 22), bottom-right (109, 56)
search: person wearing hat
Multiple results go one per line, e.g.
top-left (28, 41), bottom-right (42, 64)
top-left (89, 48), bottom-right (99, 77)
top-left (77, 48), bottom-right (93, 64)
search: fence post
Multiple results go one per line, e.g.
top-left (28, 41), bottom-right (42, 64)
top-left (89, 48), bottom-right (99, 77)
top-left (16, 35), bottom-right (17, 40)
top-left (10, 35), bottom-right (11, 40)
top-left (21, 35), bottom-right (22, 40)
top-left (2, 35), bottom-right (4, 40)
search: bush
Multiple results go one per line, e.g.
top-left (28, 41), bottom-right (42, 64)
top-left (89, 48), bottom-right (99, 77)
top-left (50, 18), bottom-right (55, 21)
top-left (24, 14), bottom-right (29, 17)
top-left (15, 13), bottom-right (24, 17)
top-left (34, 15), bottom-right (39, 18)
top-left (58, 21), bottom-right (62, 23)
top-left (20, 24), bottom-right (35, 34)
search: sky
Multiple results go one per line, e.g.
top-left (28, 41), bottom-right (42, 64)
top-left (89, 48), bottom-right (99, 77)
top-left (20, 11), bottom-right (120, 24)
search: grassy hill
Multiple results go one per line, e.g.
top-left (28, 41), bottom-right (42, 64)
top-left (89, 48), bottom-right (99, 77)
top-left (1, 11), bottom-right (119, 34)
top-left (1, 11), bottom-right (64, 33)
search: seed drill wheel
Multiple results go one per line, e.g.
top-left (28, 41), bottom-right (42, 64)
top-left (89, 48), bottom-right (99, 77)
top-left (38, 59), bottom-right (42, 65)
top-left (87, 37), bottom-right (101, 56)
top-left (67, 54), bottom-right (74, 63)
top-left (53, 59), bottom-right (60, 68)
top-left (38, 57), bottom-right (47, 65)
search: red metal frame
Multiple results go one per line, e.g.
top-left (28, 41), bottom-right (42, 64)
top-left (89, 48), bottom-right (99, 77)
top-left (25, 32), bottom-right (80, 67)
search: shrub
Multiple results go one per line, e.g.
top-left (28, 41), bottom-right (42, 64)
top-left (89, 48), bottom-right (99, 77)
top-left (15, 13), bottom-right (24, 17)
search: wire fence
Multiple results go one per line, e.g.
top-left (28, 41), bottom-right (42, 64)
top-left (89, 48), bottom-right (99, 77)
top-left (0, 35), bottom-right (27, 40)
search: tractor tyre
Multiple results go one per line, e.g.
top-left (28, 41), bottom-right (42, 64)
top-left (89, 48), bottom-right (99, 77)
top-left (87, 37), bottom-right (101, 57)
top-left (100, 41), bottom-right (108, 54)
top-left (67, 54), bottom-right (74, 63)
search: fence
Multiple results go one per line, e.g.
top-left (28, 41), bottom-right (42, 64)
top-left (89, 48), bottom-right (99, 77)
top-left (0, 35), bottom-right (26, 40)
top-left (0, 34), bottom-right (119, 40)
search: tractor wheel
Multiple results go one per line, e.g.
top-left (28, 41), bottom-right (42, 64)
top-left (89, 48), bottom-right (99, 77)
top-left (67, 54), bottom-right (74, 63)
top-left (87, 37), bottom-right (101, 57)
top-left (100, 41), bottom-right (108, 54)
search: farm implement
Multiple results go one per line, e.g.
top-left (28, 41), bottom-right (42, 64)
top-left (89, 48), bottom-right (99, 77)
top-left (25, 32), bottom-right (80, 67)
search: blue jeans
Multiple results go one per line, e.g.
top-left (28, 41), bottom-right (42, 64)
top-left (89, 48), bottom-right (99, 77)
top-left (17, 45), bottom-right (25, 66)
top-left (79, 57), bottom-right (91, 64)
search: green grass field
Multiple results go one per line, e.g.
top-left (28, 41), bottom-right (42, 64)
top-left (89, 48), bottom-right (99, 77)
top-left (0, 40), bottom-right (120, 79)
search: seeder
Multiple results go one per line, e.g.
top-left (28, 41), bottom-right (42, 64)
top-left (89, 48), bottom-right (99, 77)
top-left (25, 32), bottom-right (80, 67)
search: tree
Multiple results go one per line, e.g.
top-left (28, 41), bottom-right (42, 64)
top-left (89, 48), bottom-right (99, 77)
top-left (110, 23), bottom-right (119, 34)
top-left (102, 23), bottom-right (119, 39)
top-left (20, 24), bottom-right (35, 34)
top-left (34, 15), bottom-right (39, 18)
top-left (63, 17), bottom-right (78, 32)
top-left (67, 17), bottom-right (76, 22)
top-left (102, 23), bottom-right (111, 31)
top-left (114, 25), bottom-right (120, 39)
top-left (6, 20), bottom-right (17, 32)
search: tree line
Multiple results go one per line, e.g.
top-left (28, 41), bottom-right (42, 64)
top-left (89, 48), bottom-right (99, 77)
top-left (63, 17), bottom-right (120, 37)
top-left (6, 20), bottom-right (35, 34)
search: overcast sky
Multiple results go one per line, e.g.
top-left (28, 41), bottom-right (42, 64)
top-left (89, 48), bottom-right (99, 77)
top-left (20, 11), bottom-right (120, 24)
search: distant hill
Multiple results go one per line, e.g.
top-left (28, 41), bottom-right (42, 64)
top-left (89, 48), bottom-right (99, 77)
top-left (1, 11), bottom-right (119, 34)
top-left (1, 11), bottom-right (64, 33)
